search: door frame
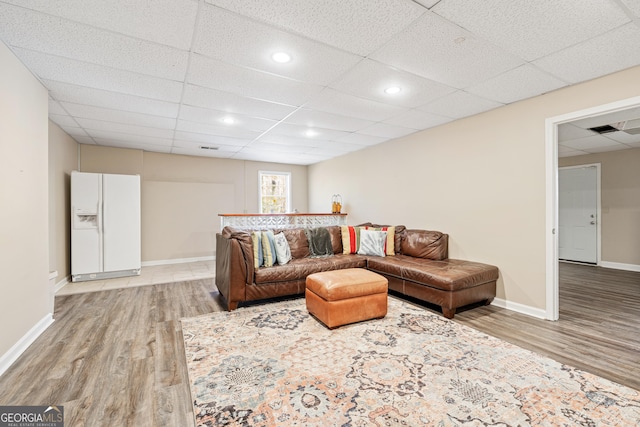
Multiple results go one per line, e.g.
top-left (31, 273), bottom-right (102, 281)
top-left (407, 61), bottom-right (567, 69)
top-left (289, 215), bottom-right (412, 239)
top-left (558, 163), bottom-right (601, 266)
top-left (545, 95), bottom-right (640, 321)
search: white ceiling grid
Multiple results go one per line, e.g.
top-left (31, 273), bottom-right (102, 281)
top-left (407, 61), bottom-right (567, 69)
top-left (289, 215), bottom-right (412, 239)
top-left (1, 0), bottom-right (639, 164)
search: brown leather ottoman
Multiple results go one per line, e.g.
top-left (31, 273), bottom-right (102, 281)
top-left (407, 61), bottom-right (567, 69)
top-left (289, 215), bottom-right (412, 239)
top-left (305, 268), bottom-right (388, 329)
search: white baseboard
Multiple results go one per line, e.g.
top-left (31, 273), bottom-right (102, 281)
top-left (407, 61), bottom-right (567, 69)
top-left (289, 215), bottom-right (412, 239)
top-left (599, 261), bottom-right (640, 273)
top-left (142, 255), bottom-right (214, 267)
top-left (0, 314), bottom-right (54, 378)
top-left (491, 298), bottom-right (547, 320)
top-left (54, 275), bottom-right (70, 293)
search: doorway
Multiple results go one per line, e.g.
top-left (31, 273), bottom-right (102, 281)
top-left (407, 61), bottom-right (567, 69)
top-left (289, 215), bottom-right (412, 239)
top-left (545, 95), bottom-right (640, 321)
top-left (558, 164), bottom-right (600, 264)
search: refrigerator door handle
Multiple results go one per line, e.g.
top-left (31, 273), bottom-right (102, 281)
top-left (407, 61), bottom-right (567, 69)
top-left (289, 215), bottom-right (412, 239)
top-left (98, 200), bottom-right (104, 272)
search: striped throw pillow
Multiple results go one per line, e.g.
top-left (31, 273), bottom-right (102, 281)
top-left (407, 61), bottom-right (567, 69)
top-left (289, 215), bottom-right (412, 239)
top-left (251, 231), bottom-right (264, 268)
top-left (261, 230), bottom-right (277, 267)
top-left (341, 225), bottom-right (364, 254)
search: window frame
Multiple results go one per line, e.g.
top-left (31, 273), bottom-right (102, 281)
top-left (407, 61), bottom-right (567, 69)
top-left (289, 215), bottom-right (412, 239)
top-left (258, 170), bottom-right (292, 214)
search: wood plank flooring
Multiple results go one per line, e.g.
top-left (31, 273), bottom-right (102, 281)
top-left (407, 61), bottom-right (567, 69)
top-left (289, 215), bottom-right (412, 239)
top-left (0, 280), bottom-right (224, 427)
top-left (451, 262), bottom-right (640, 391)
top-left (0, 262), bottom-right (638, 426)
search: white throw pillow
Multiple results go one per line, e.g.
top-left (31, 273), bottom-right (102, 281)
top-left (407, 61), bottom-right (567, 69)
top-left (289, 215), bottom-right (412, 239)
top-left (357, 229), bottom-right (387, 257)
top-left (273, 232), bottom-right (292, 265)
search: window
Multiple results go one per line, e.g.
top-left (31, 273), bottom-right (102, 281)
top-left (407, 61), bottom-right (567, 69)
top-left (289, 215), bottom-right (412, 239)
top-left (259, 171), bottom-right (291, 213)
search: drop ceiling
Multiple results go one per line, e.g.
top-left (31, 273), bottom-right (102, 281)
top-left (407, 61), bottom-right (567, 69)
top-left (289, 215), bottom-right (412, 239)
top-left (1, 0), bottom-right (640, 165)
top-left (558, 106), bottom-right (640, 157)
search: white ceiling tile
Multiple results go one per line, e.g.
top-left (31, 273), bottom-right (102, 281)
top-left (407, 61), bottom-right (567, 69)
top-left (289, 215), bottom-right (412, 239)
top-left (178, 105), bottom-right (277, 132)
top-left (466, 64), bottom-right (568, 104)
top-left (231, 148), bottom-right (301, 164)
top-left (263, 123), bottom-right (352, 142)
top-left (283, 109), bottom-right (375, 132)
top-left (48, 98), bottom-right (66, 115)
top-left (305, 88), bottom-right (408, 122)
top-left (433, 0), bottom-right (630, 61)
top-left (49, 114), bottom-right (79, 127)
top-left (194, 4), bottom-right (361, 85)
top-left (176, 120), bottom-right (261, 140)
top-left (59, 126), bottom-right (88, 137)
top-left (533, 24), bottom-right (640, 84)
top-left (370, 12), bottom-right (524, 89)
top-left (258, 135), bottom-right (317, 148)
top-left (309, 140), bottom-right (366, 153)
top-left (558, 144), bottom-right (578, 153)
top-left (14, 48), bottom-right (184, 102)
top-left (558, 124), bottom-right (596, 142)
top-left (78, 118), bottom-right (175, 138)
top-left (413, 0), bottom-right (440, 7)
top-left (334, 133), bottom-right (389, 146)
top-left (204, 0), bottom-right (425, 56)
top-left (603, 131), bottom-right (640, 145)
top-left (358, 123), bottom-right (417, 139)
top-left (187, 54), bottom-right (324, 106)
top-left (170, 147), bottom-right (236, 159)
top-left (249, 141), bottom-right (310, 154)
top-left (620, 0), bottom-right (640, 16)
top-left (3, 0), bottom-right (198, 49)
top-left (61, 102), bottom-right (176, 129)
top-left (94, 138), bottom-right (172, 153)
top-left (558, 148), bottom-right (589, 158)
top-left (330, 59), bottom-right (456, 108)
top-left (622, 142), bottom-right (640, 149)
top-left (58, 126), bottom-right (86, 137)
top-left (71, 135), bottom-right (96, 145)
top-left (46, 80), bottom-right (179, 118)
top-left (561, 135), bottom-right (625, 151)
top-left (419, 91), bottom-right (503, 119)
top-left (182, 84), bottom-right (296, 121)
top-left (584, 144), bottom-right (633, 154)
top-left (384, 110), bottom-right (452, 130)
top-left (0, 3), bottom-right (189, 80)
top-left (174, 131), bottom-right (252, 147)
top-left (85, 130), bottom-right (173, 147)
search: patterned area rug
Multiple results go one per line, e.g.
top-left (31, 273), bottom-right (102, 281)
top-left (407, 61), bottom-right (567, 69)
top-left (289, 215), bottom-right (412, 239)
top-left (181, 297), bottom-right (640, 426)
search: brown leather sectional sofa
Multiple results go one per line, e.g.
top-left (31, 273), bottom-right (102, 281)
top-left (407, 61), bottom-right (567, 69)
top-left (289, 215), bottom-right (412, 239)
top-left (215, 223), bottom-right (498, 319)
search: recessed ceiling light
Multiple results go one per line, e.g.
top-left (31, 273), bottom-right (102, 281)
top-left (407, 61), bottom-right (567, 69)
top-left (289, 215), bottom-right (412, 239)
top-left (384, 86), bottom-right (401, 95)
top-left (222, 116), bottom-right (235, 125)
top-left (304, 129), bottom-right (318, 137)
top-left (272, 52), bottom-right (291, 63)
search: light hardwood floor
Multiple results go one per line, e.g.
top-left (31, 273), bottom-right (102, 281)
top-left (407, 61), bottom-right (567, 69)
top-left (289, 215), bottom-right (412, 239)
top-left (451, 262), bottom-right (640, 391)
top-left (0, 262), bottom-right (637, 426)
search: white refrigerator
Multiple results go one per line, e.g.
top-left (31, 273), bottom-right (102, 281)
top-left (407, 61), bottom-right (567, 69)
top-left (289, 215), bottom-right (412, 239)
top-left (71, 171), bottom-right (141, 282)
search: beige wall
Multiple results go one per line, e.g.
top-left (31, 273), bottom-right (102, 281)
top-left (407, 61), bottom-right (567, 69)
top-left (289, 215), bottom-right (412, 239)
top-left (559, 148), bottom-right (640, 266)
top-left (0, 42), bottom-right (50, 359)
top-left (48, 121), bottom-right (78, 281)
top-left (309, 65), bottom-right (640, 312)
top-left (79, 146), bottom-right (308, 262)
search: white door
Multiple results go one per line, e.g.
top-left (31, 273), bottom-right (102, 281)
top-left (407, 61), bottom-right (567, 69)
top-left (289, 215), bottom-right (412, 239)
top-left (558, 166), bottom-right (598, 263)
top-left (102, 174), bottom-right (141, 272)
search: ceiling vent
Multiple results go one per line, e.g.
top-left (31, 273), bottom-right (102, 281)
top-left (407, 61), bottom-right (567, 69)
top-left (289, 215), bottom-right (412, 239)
top-left (199, 146), bottom-right (219, 151)
top-left (588, 124), bottom-right (618, 134)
